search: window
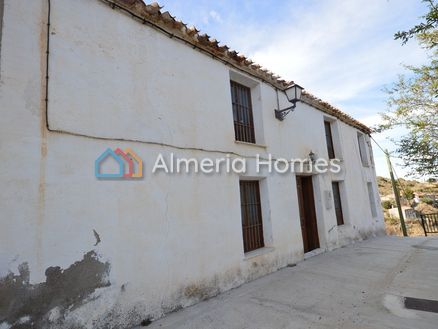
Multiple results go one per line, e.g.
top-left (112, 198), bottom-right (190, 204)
top-left (332, 182), bottom-right (344, 225)
top-left (368, 141), bottom-right (375, 166)
top-left (324, 121), bottom-right (335, 159)
top-left (230, 81), bottom-right (255, 143)
top-left (367, 182), bottom-right (377, 217)
top-left (239, 180), bottom-right (264, 252)
top-left (357, 132), bottom-right (369, 166)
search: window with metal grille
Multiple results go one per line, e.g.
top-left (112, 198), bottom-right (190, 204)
top-left (324, 121), bottom-right (335, 159)
top-left (239, 180), bottom-right (264, 252)
top-left (332, 182), bottom-right (344, 225)
top-left (230, 81), bottom-right (256, 143)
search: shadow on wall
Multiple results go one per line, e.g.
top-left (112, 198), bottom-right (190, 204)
top-left (0, 251), bottom-right (110, 328)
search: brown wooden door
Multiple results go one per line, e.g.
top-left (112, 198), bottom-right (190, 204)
top-left (296, 176), bottom-right (320, 253)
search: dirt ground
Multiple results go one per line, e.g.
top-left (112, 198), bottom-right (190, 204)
top-left (385, 217), bottom-right (427, 237)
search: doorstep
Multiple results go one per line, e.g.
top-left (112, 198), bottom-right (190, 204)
top-left (304, 247), bottom-right (325, 260)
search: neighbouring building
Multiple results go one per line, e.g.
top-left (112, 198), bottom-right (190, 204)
top-left (388, 207), bottom-right (418, 221)
top-left (0, 0), bottom-right (385, 328)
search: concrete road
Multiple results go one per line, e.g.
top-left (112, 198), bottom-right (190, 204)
top-left (141, 237), bottom-right (438, 329)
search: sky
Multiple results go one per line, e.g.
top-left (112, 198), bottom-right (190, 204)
top-left (156, 0), bottom-right (430, 178)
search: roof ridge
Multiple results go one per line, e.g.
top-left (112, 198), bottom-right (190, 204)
top-left (301, 91), bottom-right (371, 133)
top-left (100, 0), bottom-right (371, 134)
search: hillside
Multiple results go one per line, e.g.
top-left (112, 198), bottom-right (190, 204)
top-left (377, 176), bottom-right (438, 236)
top-left (377, 176), bottom-right (438, 197)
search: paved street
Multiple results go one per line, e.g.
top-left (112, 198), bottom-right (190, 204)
top-left (139, 236), bottom-right (438, 329)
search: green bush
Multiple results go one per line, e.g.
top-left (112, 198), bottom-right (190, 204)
top-left (403, 188), bottom-right (415, 200)
top-left (381, 200), bottom-right (393, 209)
top-left (421, 197), bottom-right (434, 205)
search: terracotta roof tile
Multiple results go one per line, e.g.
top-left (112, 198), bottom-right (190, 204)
top-left (301, 91), bottom-right (371, 133)
top-left (100, 0), bottom-right (371, 134)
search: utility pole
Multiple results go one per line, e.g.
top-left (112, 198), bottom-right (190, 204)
top-left (385, 150), bottom-right (408, 237)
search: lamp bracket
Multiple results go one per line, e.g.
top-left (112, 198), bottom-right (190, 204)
top-left (274, 103), bottom-right (296, 121)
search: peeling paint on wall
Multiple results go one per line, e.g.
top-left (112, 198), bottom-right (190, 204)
top-left (0, 251), bottom-right (110, 328)
top-left (93, 229), bottom-right (101, 246)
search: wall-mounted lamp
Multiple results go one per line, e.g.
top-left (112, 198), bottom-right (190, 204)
top-left (308, 150), bottom-right (316, 164)
top-left (274, 84), bottom-right (304, 121)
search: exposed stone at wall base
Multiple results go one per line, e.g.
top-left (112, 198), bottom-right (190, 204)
top-left (0, 251), bottom-right (110, 329)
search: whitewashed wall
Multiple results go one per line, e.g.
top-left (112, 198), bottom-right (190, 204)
top-left (0, 0), bottom-right (384, 328)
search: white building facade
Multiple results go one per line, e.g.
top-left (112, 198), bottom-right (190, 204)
top-left (0, 0), bottom-right (384, 328)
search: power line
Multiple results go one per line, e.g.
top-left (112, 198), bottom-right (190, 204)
top-left (370, 135), bottom-right (404, 160)
top-left (391, 162), bottom-right (412, 203)
top-left (370, 135), bottom-right (387, 154)
top-left (376, 138), bottom-right (415, 212)
top-left (384, 150), bottom-right (408, 236)
top-left (370, 136), bottom-right (412, 201)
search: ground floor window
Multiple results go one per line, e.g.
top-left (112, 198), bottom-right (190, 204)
top-left (367, 182), bottom-right (378, 217)
top-left (332, 182), bottom-right (344, 225)
top-left (239, 180), bottom-right (264, 252)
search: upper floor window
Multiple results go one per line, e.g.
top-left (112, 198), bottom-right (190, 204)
top-left (230, 81), bottom-right (255, 143)
top-left (357, 132), bottom-right (369, 166)
top-left (324, 121), bottom-right (336, 159)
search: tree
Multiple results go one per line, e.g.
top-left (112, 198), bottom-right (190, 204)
top-left (378, 0), bottom-right (438, 177)
top-left (394, 0), bottom-right (438, 46)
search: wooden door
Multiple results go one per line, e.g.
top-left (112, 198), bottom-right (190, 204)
top-left (296, 176), bottom-right (320, 253)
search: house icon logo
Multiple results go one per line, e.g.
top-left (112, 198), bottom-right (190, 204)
top-left (95, 148), bottom-right (143, 179)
